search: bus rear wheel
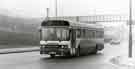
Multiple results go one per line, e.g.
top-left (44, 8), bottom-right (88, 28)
top-left (91, 49), bottom-right (97, 54)
top-left (91, 46), bottom-right (98, 54)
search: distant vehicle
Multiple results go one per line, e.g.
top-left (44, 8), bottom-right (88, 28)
top-left (39, 19), bottom-right (104, 58)
top-left (110, 40), bottom-right (120, 45)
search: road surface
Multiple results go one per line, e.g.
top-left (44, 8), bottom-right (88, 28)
top-left (0, 42), bottom-right (128, 69)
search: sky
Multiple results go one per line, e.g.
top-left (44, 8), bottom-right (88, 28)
top-left (0, 0), bottom-right (134, 18)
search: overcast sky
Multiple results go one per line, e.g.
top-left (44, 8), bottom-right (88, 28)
top-left (0, 0), bottom-right (134, 18)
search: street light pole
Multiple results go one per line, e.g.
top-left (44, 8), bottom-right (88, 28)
top-left (129, 0), bottom-right (133, 58)
top-left (46, 8), bottom-right (49, 18)
top-left (46, 8), bottom-right (49, 20)
top-left (54, 0), bottom-right (58, 19)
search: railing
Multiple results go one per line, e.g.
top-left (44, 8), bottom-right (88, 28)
top-left (47, 15), bottom-right (129, 23)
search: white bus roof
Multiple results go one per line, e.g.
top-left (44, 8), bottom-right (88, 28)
top-left (42, 19), bottom-right (104, 30)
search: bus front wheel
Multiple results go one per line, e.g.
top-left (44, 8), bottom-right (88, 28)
top-left (76, 47), bottom-right (80, 56)
top-left (50, 54), bottom-right (55, 58)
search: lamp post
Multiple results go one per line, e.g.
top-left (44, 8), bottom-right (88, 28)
top-left (55, 0), bottom-right (58, 17)
top-left (46, 8), bottom-right (49, 18)
top-left (129, 0), bottom-right (133, 58)
top-left (46, 8), bottom-right (49, 20)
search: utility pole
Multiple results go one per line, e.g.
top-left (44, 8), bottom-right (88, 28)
top-left (46, 8), bottom-right (49, 18)
top-left (129, 0), bottom-right (133, 58)
top-left (46, 8), bottom-right (49, 20)
top-left (55, 0), bottom-right (58, 17)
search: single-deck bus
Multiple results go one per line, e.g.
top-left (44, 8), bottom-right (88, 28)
top-left (40, 19), bottom-right (104, 58)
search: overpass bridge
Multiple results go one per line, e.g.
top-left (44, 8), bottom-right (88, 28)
top-left (47, 15), bottom-right (130, 23)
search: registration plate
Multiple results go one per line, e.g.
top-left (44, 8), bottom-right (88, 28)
top-left (49, 52), bottom-right (56, 54)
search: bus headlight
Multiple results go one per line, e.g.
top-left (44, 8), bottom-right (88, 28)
top-left (40, 40), bottom-right (47, 45)
top-left (59, 41), bottom-right (70, 48)
top-left (61, 45), bottom-right (68, 48)
top-left (61, 46), bottom-right (64, 48)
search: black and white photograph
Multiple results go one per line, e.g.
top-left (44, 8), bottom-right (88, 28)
top-left (0, 0), bottom-right (135, 69)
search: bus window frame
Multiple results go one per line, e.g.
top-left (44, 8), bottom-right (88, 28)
top-left (76, 29), bottom-right (81, 38)
top-left (95, 30), bottom-right (104, 38)
top-left (41, 26), bottom-right (70, 41)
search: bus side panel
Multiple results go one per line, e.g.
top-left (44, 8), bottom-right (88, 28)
top-left (95, 38), bottom-right (104, 50)
top-left (79, 39), bottom-right (96, 55)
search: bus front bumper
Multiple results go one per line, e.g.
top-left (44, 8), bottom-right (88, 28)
top-left (40, 46), bottom-right (70, 56)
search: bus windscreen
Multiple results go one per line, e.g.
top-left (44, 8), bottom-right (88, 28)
top-left (42, 27), bottom-right (70, 41)
top-left (41, 20), bottom-right (70, 26)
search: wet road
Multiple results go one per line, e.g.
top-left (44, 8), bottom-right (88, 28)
top-left (0, 43), bottom-right (126, 69)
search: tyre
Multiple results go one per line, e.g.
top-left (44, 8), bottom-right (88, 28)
top-left (96, 44), bottom-right (104, 50)
top-left (91, 49), bottom-right (98, 54)
top-left (76, 47), bottom-right (80, 56)
top-left (91, 46), bottom-right (98, 54)
top-left (74, 46), bottom-right (81, 57)
top-left (50, 54), bottom-right (55, 58)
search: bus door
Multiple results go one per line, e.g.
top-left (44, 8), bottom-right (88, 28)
top-left (70, 29), bottom-right (77, 56)
top-left (71, 29), bottom-right (76, 48)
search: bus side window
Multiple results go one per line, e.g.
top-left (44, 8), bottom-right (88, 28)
top-left (80, 29), bottom-right (84, 38)
top-left (76, 30), bottom-right (81, 38)
top-left (83, 29), bottom-right (86, 38)
top-left (95, 31), bottom-right (98, 38)
top-left (100, 31), bottom-right (104, 38)
top-left (85, 30), bottom-right (90, 38)
top-left (91, 30), bottom-right (95, 38)
top-left (95, 31), bottom-right (103, 38)
top-left (92, 31), bottom-right (95, 38)
top-left (86, 30), bottom-right (94, 39)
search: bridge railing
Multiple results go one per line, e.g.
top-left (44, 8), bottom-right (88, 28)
top-left (47, 15), bottom-right (129, 23)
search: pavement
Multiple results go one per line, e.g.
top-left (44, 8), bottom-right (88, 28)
top-left (110, 40), bottom-right (135, 69)
top-left (0, 41), bottom-right (134, 69)
top-left (0, 43), bottom-right (126, 69)
top-left (111, 56), bottom-right (135, 66)
top-left (0, 47), bottom-right (40, 54)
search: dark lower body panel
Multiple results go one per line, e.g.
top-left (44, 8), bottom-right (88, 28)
top-left (40, 46), bottom-right (70, 56)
